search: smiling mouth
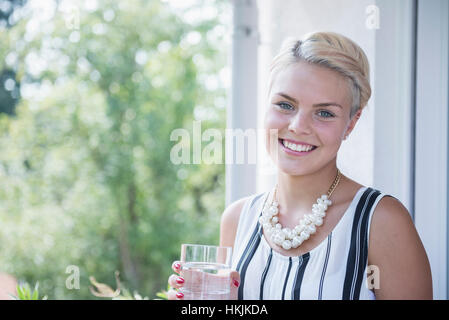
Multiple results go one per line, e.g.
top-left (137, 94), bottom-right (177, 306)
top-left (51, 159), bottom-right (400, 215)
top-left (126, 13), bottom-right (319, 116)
top-left (278, 139), bottom-right (318, 153)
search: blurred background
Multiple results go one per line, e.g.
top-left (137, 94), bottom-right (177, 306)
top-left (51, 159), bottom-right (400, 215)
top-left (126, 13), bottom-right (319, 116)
top-left (0, 0), bottom-right (230, 299)
top-left (1, 0), bottom-right (448, 300)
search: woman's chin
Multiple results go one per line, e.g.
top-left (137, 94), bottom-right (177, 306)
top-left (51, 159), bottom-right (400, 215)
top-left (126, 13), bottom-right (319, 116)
top-left (276, 162), bottom-right (311, 176)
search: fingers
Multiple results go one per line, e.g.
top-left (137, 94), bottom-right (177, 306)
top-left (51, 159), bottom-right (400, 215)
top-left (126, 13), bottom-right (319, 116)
top-left (172, 261), bottom-right (182, 274)
top-left (168, 274), bottom-right (185, 289)
top-left (230, 270), bottom-right (240, 286)
top-left (168, 269), bottom-right (241, 300)
top-left (166, 275), bottom-right (185, 300)
top-left (229, 270), bottom-right (240, 300)
top-left (167, 261), bottom-right (185, 300)
top-left (167, 288), bottom-right (184, 300)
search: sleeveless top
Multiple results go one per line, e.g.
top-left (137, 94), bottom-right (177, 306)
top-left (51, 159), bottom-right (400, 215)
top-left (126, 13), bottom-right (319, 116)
top-left (231, 186), bottom-right (390, 300)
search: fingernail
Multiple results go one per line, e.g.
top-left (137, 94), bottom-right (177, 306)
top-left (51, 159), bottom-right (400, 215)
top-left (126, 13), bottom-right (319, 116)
top-left (176, 292), bottom-right (184, 299)
top-left (233, 279), bottom-right (240, 287)
top-left (176, 277), bottom-right (185, 284)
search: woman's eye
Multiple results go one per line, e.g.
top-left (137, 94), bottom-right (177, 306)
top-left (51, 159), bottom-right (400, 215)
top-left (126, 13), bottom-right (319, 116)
top-left (276, 102), bottom-right (294, 110)
top-left (317, 110), bottom-right (335, 118)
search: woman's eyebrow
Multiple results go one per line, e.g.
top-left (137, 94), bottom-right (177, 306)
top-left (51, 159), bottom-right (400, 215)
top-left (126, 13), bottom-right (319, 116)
top-left (275, 92), bottom-right (298, 103)
top-left (275, 92), bottom-right (342, 109)
top-left (313, 102), bottom-right (343, 109)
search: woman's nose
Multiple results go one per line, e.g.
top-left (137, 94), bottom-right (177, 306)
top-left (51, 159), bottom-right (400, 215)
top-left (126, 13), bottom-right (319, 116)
top-left (288, 112), bottom-right (312, 135)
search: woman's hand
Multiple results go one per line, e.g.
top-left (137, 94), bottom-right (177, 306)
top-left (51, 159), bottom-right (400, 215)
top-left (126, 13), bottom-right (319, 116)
top-left (167, 261), bottom-right (186, 300)
top-left (167, 261), bottom-right (240, 300)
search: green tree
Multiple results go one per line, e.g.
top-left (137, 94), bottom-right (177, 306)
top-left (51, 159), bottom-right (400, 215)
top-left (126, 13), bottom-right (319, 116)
top-left (0, 0), bottom-right (229, 299)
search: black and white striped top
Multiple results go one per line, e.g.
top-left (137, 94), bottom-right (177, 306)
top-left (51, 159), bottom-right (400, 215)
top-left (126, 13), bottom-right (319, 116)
top-left (231, 187), bottom-right (388, 300)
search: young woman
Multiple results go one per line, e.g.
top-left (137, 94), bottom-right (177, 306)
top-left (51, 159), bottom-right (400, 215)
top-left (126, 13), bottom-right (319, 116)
top-left (168, 31), bottom-right (433, 300)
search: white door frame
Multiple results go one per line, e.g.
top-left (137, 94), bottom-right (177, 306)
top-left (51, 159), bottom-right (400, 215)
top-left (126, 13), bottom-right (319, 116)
top-left (226, 0), bottom-right (259, 205)
top-left (414, 0), bottom-right (448, 300)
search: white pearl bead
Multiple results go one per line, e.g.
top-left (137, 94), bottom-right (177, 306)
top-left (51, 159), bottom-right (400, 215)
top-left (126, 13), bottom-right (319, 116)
top-left (275, 223), bottom-right (282, 229)
top-left (316, 211), bottom-right (326, 218)
top-left (303, 214), bottom-right (312, 224)
top-left (262, 210), bottom-right (271, 218)
top-left (263, 223), bottom-right (271, 230)
top-left (294, 225), bottom-right (304, 235)
top-left (315, 217), bottom-right (323, 226)
top-left (271, 216), bottom-right (278, 223)
top-left (307, 225), bottom-right (316, 234)
top-left (318, 203), bottom-right (326, 211)
top-left (270, 206), bottom-right (278, 215)
top-left (272, 201), bottom-right (278, 207)
top-left (301, 231), bottom-right (310, 240)
top-left (274, 232), bottom-right (285, 245)
top-left (282, 240), bottom-right (292, 250)
top-left (291, 236), bottom-right (302, 248)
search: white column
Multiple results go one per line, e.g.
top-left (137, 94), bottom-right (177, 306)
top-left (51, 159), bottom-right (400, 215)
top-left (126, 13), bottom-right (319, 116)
top-left (373, 0), bottom-right (416, 213)
top-left (226, 0), bottom-right (259, 205)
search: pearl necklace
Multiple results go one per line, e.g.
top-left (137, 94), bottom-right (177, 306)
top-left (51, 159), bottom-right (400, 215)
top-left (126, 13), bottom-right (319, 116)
top-left (259, 169), bottom-right (342, 251)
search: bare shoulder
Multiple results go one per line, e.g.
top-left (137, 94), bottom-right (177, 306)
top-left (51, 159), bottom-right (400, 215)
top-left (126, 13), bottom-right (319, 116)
top-left (371, 196), bottom-right (414, 231)
top-left (368, 195), bottom-right (433, 299)
top-left (219, 196), bottom-right (252, 249)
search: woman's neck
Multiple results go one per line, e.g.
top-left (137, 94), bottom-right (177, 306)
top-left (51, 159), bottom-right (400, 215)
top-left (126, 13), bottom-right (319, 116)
top-left (275, 163), bottom-right (341, 216)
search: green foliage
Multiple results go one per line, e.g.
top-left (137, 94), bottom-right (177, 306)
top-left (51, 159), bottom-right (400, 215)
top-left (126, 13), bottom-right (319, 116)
top-left (10, 281), bottom-right (48, 300)
top-left (0, 0), bottom-right (229, 299)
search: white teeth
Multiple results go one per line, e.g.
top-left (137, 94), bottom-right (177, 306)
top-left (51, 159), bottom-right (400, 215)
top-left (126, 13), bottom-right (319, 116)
top-left (282, 140), bottom-right (314, 152)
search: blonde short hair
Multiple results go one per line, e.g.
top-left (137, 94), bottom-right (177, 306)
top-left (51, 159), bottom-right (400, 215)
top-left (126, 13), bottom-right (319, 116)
top-left (270, 32), bottom-right (371, 118)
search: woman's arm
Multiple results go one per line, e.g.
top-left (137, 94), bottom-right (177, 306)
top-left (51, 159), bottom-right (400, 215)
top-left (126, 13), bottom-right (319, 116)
top-left (219, 196), bottom-right (250, 297)
top-left (368, 196), bottom-right (433, 299)
top-left (219, 196), bottom-right (250, 248)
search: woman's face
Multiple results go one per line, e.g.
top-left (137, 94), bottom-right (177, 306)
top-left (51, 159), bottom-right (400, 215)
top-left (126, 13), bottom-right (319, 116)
top-left (264, 61), bottom-right (361, 176)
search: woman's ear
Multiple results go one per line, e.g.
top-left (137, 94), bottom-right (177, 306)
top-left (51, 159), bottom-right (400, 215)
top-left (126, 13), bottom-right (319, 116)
top-left (343, 109), bottom-right (362, 140)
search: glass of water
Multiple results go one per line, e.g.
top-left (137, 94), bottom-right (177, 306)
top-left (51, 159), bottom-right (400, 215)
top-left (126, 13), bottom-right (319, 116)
top-left (179, 244), bottom-right (232, 300)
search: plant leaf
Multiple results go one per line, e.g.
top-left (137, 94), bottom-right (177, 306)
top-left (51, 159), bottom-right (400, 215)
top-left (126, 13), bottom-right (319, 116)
top-left (32, 288), bottom-right (39, 300)
top-left (16, 285), bottom-right (25, 300)
top-left (32, 282), bottom-right (39, 300)
top-left (24, 283), bottom-right (31, 299)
